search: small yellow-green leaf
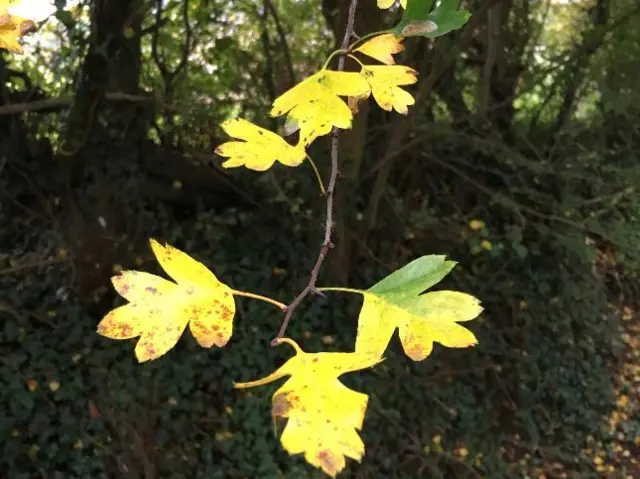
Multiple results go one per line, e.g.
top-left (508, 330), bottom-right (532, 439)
top-left (353, 256), bottom-right (482, 360)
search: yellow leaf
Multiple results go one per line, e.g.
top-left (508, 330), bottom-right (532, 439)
top-left (469, 219), bottom-right (485, 231)
top-left (0, 13), bottom-right (35, 54)
top-left (0, 0), bottom-right (48, 54)
top-left (271, 70), bottom-right (371, 146)
top-left (234, 338), bottom-right (382, 477)
top-left (377, 0), bottom-right (407, 9)
top-left (215, 118), bottom-right (305, 171)
top-left (97, 239), bottom-right (235, 362)
top-left (354, 33), bottom-right (404, 65)
top-left (360, 65), bottom-right (418, 115)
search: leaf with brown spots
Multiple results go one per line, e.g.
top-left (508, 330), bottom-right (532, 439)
top-left (97, 239), bottom-right (236, 362)
top-left (359, 64), bottom-right (418, 115)
top-left (234, 338), bottom-right (382, 477)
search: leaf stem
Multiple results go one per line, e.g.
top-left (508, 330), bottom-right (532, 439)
top-left (322, 48), bottom-right (347, 70)
top-left (273, 337), bottom-right (303, 354)
top-left (317, 286), bottom-right (365, 296)
top-left (230, 289), bottom-right (286, 310)
top-left (306, 154), bottom-right (326, 195)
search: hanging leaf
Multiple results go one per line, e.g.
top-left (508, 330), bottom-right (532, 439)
top-left (215, 118), bottom-right (306, 171)
top-left (97, 239), bottom-right (236, 362)
top-left (349, 255), bottom-right (482, 360)
top-left (235, 338), bottom-right (382, 477)
top-left (360, 65), bottom-right (418, 114)
top-left (270, 70), bottom-right (371, 145)
top-left (393, 0), bottom-right (471, 39)
top-left (354, 33), bottom-right (405, 65)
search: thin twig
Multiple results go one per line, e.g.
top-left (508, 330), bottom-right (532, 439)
top-left (272, 0), bottom-right (359, 344)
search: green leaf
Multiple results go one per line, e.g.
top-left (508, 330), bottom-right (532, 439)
top-left (393, 0), bottom-right (434, 37)
top-left (393, 0), bottom-right (471, 38)
top-left (368, 255), bottom-right (456, 300)
top-left (405, 0), bottom-right (434, 21)
top-left (426, 0), bottom-right (472, 37)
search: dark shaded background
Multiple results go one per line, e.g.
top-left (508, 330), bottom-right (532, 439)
top-left (1, 0), bottom-right (639, 477)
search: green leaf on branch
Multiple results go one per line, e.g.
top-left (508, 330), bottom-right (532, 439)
top-left (393, 0), bottom-right (471, 39)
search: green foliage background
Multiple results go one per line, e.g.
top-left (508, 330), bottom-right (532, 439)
top-left (1, 0), bottom-right (639, 477)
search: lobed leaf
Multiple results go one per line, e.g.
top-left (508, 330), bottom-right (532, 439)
top-left (353, 255), bottom-right (482, 360)
top-left (360, 65), bottom-right (418, 115)
top-left (270, 70), bottom-right (370, 146)
top-left (97, 239), bottom-right (236, 362)
top-left (234, 339), bottom-right (382, 477)
top-left (215, 118), bottom-right (306, 171)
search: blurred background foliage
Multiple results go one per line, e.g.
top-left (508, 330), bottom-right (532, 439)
top-left (1, 0), bottom-right (639, 477)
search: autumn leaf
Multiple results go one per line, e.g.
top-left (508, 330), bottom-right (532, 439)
top-left (0, 12), bottom-right (35, 54)
top-left (349, 255), bottom-right (482, 361)
top-left (271, 69), bottom-right (370, 145)
top-left (215, 118), bottom-right (306, 171)
top-left (234, 338), bottom-right (382, 477)
top-left (377, 0), bottom-right (407, 9)
top-left (0, 0), bottom-right (54, 53)
top-left (97, 239), bottom-right (235, 362)
top-left (360, 65), bottom-right (418, 114)
top-left (354, 33), bottom-right (404, 66)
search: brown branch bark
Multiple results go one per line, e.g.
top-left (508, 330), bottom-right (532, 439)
top-left (272, 0), bottom-right (360, 343)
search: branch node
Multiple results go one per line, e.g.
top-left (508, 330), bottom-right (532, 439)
top-left (311, 287), bottom-right (327, 298)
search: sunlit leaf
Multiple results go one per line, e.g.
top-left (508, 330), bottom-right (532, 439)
top-left (360, 65), bottom-right (418, 114)
top-left (350, 255), bottom-right (482, 360)
top-left (235, 338), bottom-right (382, 477)
top-left (354, 33), bottom-right (405, 65)
top-left (215, 118), bottom-right (306, 171)
top-left (0, 14), bottom-right (34, 54)
top-left (97, 239), bottom-right (235, 362)
top-left (0, 0), bottom-right (55, 53)
top-left (271, 70), bottom-right (370, 145)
